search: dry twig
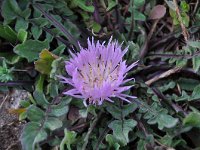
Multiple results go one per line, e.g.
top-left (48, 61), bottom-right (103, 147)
top-left (82, 111), bottom-right (103, 150)
top-left (192, 0), bottom-right (199, 16)
top-left (173, 0), bottom-right (189, 41)
top-left (147, 19), bottom-right (160, 41)
top-left (0, 94), bottom-right (9, 110)
top-left (145, 67), bottom-right (182, 86)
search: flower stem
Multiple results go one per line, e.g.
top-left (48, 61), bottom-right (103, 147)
top-left (81, 111), bottom-right (103, 150)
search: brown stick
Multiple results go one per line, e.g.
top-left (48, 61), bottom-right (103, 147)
top-left (145, 67), bottom-right (182, 86)
top-left (0, 94), bottom-right (9, 110)
top-left (192, 0), bottom-right (199, 16)
top-left (173, 0), bottom-right (189, 41)
top-left (147, 19), bottom-right (159, 41)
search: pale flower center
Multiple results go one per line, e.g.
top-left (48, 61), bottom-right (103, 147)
top-left (78, 60), bottom-right (119, 92)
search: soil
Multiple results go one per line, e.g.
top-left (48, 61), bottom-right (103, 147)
top-left (0, 90), bottom-right (28, 150)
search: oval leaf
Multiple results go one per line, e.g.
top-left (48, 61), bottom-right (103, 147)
top-left (27, 105), bottom-right (45, 122)
top-left (20, 122), bottom-right (47, 150)
top-left (35, 49), bottom-right (58, 75)
top-left (183, 112), bottom-right (200, 128)
top-left (108, 119), bottom-right (137, 146)
top-left (13, 39), bottom-right (49, 62)
top-left (44, 117), bottom-right (63, 131)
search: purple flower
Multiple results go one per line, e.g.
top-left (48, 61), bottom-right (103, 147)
top-left (59, 37), bottom-right (138, 106)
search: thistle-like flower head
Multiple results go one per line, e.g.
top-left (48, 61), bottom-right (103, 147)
top-left (59, 37), bottom-right (138, 106)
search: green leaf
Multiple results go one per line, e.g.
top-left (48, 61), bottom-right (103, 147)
top-left (49, 104), bottom-right (69, 117)
top-left (33, 90), bottom-right (49, 107)
top-left (60, 129), bottom-right (77, 150)
top-left (106, 103), bottom-right (137, 120)
top-left (178, 78), bottom-right (200, 91)
top-left (141, 103), bottom-right (178, 130)
top-left (74, 0), bottom-right (94, 12)
top-left (106, 0), bottom-right (117, 11)
top-left (180, 1), bottom-right (190, 12)
top-left (35, 74), bottom-right (45, 92)
top-left (147, 109), bottom-right (178, 130)
top-left (188, 41), bottom-right (200, 48)
top-left (30, 18), bottom-right (49, 27)
top-left (175, 90), bottom-right (190, 101)
top-left (17, 29), bottom-right (28, 43)
top-left (35, 49), bottom-right (58, 75)
top-left (33, 74), bottom-right (49, 107)
top-left (21, 8), bottom-right (31, 19)
top-left (158, 134), bottom-right (185, 147)
top-left (169, 9), bottom-right (179, 25)
top-left (13, 40), bottom-right (49, 62)
top-left (0, 24), bottom-right (17, 43)
top-left (19, 111), bottom-right (27, 121)
top-left (158, 81), bottom-right (176, 92)
top-left (159, 135), bottom-right (173, 146)
top-left (54, 1), bottom-right (74, 16)
top-left (35, 7), bottom-right (79, 49)
top-left (50, 57), bottom-right (64, 79)
top-left (49, 97), bottom-right (71, 117)
top-left (91, 22), bottom-right (101, 33)
top-left (20, 122), bottom-right (47, 150)
top-left (106, 134), bottom-right (120, 150)
top-left (137, 139), bottom-right (147, 150)
top-left (64, 20), bottom-right (80, 39)
top-left (1, 0), bottom-right (22, 22)
top-left (52, 44), bottom-right (66, 56)
top-left (0, 67), bottom-right (13, 82)
top-left (31, 26), bottom-right (42, 40)
top-left (0, 60), bottom-right (13, 82)
top-left (47, 81), bottom-right (59, 97)
top-left (44, 117), bottom-right (63, 131)
top-left (20, 100), bottom-right (31, 108)
top-left (108, 119), bottom-right (137, 146)
top-left (183, 112), bottom-right (200, 128)
top-left (27, 105), bottom-right (45, 122)
top-left (134, 10), bottom-right (146, 21)
top-left (15, 18), bottom-right (29, 32)
top-left (126, 41), bottom-right (140, 62)
top-left (191, 85), bottom-right (200, 100)
top-left (176, 58), bottom-right (187, 67)
top-left (181, 12), bottom-right (189, 27)
top-left (134, 0), bottom-right (145, 8)
top-left (0, 52), bottom-right (20, 64)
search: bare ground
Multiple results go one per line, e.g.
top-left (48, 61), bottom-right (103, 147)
top-left (0, 90), bottom-right (28, 150)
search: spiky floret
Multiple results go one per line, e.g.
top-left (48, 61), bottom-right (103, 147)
top-left (59, 37), bottom-right (138, 106)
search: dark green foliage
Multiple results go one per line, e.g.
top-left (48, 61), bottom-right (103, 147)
top-left (0, 0), bottom-right (200, 150)
top-left (0, 59), bottom-right (13, 82)
top-left (14, 40), bottom-right (49, 62)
